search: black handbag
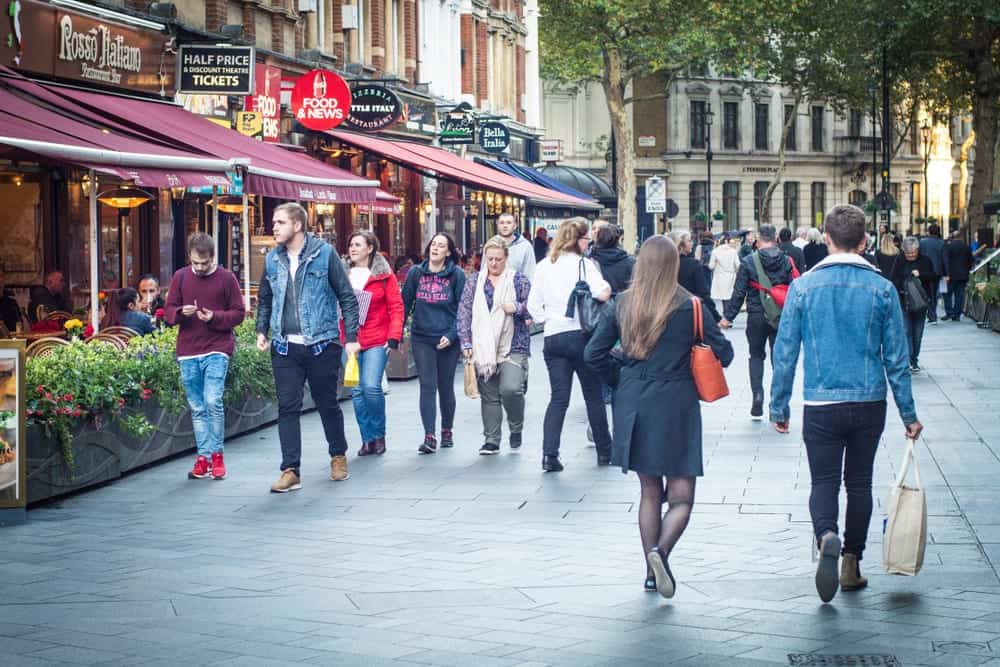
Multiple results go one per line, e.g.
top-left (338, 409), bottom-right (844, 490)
top-left (566, 257), bottom-right (603, 335)
top-left (904, 275), bottom-right (929, 313)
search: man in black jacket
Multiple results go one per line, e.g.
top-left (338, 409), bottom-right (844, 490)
top-left (720, 224), bottom-right (797, 420)
top-left (667, 230), bottom-right (721, 322)
top-left (943, 230), bottom-right (974, 321)
top-left (778, 227), bottom-right (806, 273)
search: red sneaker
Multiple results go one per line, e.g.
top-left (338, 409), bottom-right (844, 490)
top-left (210, 452), bottom-right (227, 480)
top-left (188, 455), bottom-right (211, 479)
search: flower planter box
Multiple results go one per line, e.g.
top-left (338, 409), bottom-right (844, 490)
top-left (26, 391), bottom-right (314, 504)
top-left (989, 304), bottom-right (1000, 333)
top-left (386, 338), bottom-right (418, 380)
top-left (966, 291), bottom-right (987, 321)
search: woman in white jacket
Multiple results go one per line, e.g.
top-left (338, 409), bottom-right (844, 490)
top-left (709, 234), bottom-right (741, 314)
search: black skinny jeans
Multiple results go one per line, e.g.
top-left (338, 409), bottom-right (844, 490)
top-left (542, 330), bottom-right (611, 457)
top-left (272, 342), bottom-right (348, 472)
top-left (411, 339), bottom-right (461, 435)
top-left (803, 400), bottom-right (887, 559)
top-left (746, 312), bottom-right (777, 398)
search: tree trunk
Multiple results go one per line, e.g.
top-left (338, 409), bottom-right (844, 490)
top-left (958, 130), bottom-right (976, 223)
top-left (602, 48), bottom-right (637, 252)
top-left (966, 18), bottom-right (999, 232)
top-left (759, 87), bottom-right (802, 226)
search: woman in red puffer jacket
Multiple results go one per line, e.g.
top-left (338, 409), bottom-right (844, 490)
top-left (342, 231), bottom-right (404, 456)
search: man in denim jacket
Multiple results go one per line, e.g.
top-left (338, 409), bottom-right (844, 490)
top-left (770, 204), bottom-right (924, 604)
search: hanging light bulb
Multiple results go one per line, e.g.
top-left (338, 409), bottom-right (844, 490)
top-left (96, 184), bottom-right (153, 208)
top-left (207, 195), bottom-right (251, 214)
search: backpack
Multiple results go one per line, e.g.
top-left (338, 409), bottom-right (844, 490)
top-left (749, 252), bottom-right (799, 328)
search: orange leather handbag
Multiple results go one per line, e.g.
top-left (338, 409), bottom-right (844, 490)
top-left (690, 296), bottom-right (729, 402)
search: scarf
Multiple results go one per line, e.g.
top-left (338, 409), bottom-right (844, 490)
top-left (471, 268), bottom-right (516, 379)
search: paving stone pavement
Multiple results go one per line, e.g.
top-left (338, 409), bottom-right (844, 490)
top-left (3, 314), bottom-right (1000, 666)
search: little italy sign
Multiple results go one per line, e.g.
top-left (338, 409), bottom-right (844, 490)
top-left (57, 14), bottom-right (142, 85)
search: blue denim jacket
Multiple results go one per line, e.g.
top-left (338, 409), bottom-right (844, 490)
top-left (770, 254), bottom-right (917, 425)
top-left (263, 235), bottom-right (341, 346)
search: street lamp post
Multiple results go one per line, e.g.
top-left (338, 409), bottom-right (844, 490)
top-left (705, 105), bottom-right (714, 231)
top-left (920, 119), bottom-right (932, 224)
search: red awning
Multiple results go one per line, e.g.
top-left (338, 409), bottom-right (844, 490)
top-left (327, 130), bottom-right (601, 210)
top-left (0, 83), bottom-right (232, 188)
top-left (372, 190), bottom-right (401, 215)
top-left (23, 80), bottom-right (379, 204)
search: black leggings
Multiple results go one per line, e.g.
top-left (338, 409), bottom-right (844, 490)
top-left (411, 339), bottom-right (461, 435)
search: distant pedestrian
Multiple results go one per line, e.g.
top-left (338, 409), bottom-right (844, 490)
top-left (887, 237), bottom-right (936, 372)
top-left (585, 235), bottom-right (733, 597)
top-left (770, 204), bottom-right (922, 603)
top-left (875, 233), bottom-right (899, 277)
top-left (709, 234), bottom-right (741, 314)
top-left (165, 233), bottom-right (246, 482)
top-left (110, 288), bottom-right (155, 336)
top-left (496, 213), bottom-right (536, 280)
top-left (778, 227), bottom-right (806, 274)
top-left (919, 224), bottom-right (945, 324)
top-left (793, 226), bottom-right (809, 250)
top-left (739, 231), bottom-right (757, 260)
top-left (458, 236), bottom-right (531, 455)
top-left (668, 231), bottom-right (720, 322)
top-left (527, 218), bottom-right (612, 472)
top-left (720, 224), bottom-right (797, 420)
top-left (345, 231), bottom-right (404, 457)
top-left (803, 228), bottom-right (829, 270)
top-left (695, 231), bottom-right (715, 286)
top-left (533, 227), bottom-right (550, 263)
top-left (590, 223), bottom-right (635, 296)
top-left (943, 229), bottom-right (974, 322)
top-left (256, 203), bottom-right (360, 493)
top-left (402, 233), bottom-right (466, 454)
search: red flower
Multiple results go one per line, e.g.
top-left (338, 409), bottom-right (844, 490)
top-left (83, 324), bottom-right (94, 338)
top-left (44, 392), bottom-right (53, 401)
top-left (117, 397), bottom-right (126, 408)
top-left (141, 389), bottom-right (153, 400)
top-left (72, 409), bottom-right (83, 417)
top-left (63, 394), bottom-right (73, 402)
top-left (37, 385), bottom-right (45, 394)
top-left (154, 308), bottom-right (166, 319)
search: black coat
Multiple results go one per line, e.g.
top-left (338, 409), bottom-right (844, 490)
top-left (585, 294), bottom-right (734, 476)
top-left (678, 254), bottom-right (721, 321)
top-left (803, 242), bottom-right (828, 270)
top-left (875, 250), bottom-right (899, 277)
top-left (723, 247), bottom-right (797, 320)
top-left (943, 240), bottom-right (974, 281)
top-left (779, 242), bottom-right (806, 274)
top-left (591, 246), bottom-right (635, 296)
top-left (533, 237), bottom-right (549, 263)
top-left (888, 254), bottom-right (936, 305)
top-left (0, 294), bottom-right (19, 332)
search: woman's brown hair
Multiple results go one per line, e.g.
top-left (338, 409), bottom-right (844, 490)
top-left (347, 230), bottom-right (380, 268)
top-left (618, 235), bottom-right (688, 360)
top-left (547, 218), bottom-right (590, 262)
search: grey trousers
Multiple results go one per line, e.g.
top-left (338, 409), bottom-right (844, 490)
top-left (478, 353), bottom-right (528, 445)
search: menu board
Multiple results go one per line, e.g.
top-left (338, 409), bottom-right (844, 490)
top-left (0, 342), bottom-right (26, 509)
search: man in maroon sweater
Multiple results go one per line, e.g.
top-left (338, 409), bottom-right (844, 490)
top-left (165, 233), bottom-right (246, 480)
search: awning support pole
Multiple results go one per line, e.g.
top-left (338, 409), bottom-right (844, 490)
top-left (89, 169), bottom-right (100, 333)
top-left (211, 186), bottom-right (219, 260)
top-left (242, 190), bottom-right (251, 312)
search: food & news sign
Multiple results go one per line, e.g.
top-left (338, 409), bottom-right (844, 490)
top-left (0, 0), bottom-right (174, 96)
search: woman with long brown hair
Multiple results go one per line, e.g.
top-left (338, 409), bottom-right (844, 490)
top-left (527, 218), bottom-right (612, 472)
top-left (585, 235), bottom-right (733, 598)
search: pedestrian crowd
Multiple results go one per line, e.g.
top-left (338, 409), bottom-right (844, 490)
top-left (157, 199), bottom-right (983, 606)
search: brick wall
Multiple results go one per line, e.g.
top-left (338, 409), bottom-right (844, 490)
top-left (205, 0), bottom-right (226, 32)
top-left (271, 9), bottom-right (285, 53)
top-left (331, 0), bottom-right (345, 62)
top-left (123, 0), bottom-right (145, 12)
top-left (371, 0), bottom-right (386, 74)
top-left (475, 20), bottom-right (488, 107)
top-left (460, 15), bottom-right (474, 96)
top-left (404, 0), bottom-right (417, 84)
top-left (242, 1), bottom-right (256, 43)
top-left (295, 18), bottom-right (305, 52)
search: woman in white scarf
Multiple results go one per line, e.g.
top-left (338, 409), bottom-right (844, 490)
top-left (457, 236), bottom-right (533, 455)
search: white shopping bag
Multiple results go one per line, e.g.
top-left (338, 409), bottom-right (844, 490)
top-left (883, 437), bottom-right (927, 576)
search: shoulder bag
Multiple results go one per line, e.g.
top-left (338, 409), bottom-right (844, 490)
top-left (565, 257), bottom-right (604, 336)
top-left (690, 296), bottom-right (729, 402)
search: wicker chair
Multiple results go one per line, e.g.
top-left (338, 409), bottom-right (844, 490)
top-left (87, 333), bottom-right (128, 351)
top-left (101, 326), bottom-right (140, 339)
top-left (44, 310), bottom-right (75, 322)
top-left (26, 336), bottom-right (70, 360)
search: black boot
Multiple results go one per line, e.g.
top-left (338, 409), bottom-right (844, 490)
top-left (542, 455), bottom-right (564, 472)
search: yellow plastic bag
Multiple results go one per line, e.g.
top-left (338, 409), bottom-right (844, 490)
top-left (343, 353), bottom-right (360, 388)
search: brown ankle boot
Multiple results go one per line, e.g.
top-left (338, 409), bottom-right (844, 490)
top-left (840, 552), bottom-right (868, 591)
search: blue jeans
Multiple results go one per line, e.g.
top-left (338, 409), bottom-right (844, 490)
top-left (903, 308), bottom-right (926, 367)
top-left (349, 346), bottom-right (389, 442)
top-left (944, 280), bottom-right (967, 319)
top-left (179, 354), bottom-right (230, 457)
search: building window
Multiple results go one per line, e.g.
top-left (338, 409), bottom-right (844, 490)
top-left (755, 103), bottom-right (769, 151)
top-left (849, 189), bottom-right (867, 207)
top-left (723, 102), bottom-right (739, 149)
top-left (810, 182), bottom-right (826, 228)
top-left (911, 182), bottom-right (922, 219)
top-left (689, 181), bottom-right (707, 219)
top-left (690, 100), bottom-right (707, 149)
top-left (754, 181), bottom-right (771, 222)
top-left (723, 181), bottom-right (740, 231)
top-left (811, 106), bottom-right (825, 151)
top-left (849, 108), bottom-right (862, 137)
top-left (783, 182), bottom-right (799, 225)
top-left (784, 105), bottom-right (797, 151)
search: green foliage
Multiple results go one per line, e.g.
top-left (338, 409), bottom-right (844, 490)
top-left (25, 319), bottom-right (274, 476)
top-left (983, 279), bottom-right (1000, 306)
